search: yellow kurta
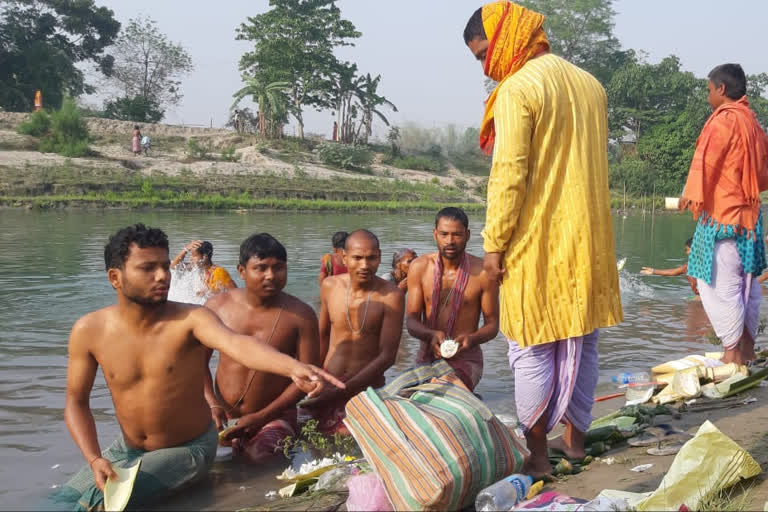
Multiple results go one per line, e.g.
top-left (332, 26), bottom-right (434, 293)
top-left (482, 54), bottom-right (623, 348)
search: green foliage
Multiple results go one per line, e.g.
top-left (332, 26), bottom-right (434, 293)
top-left (318, 143), bottom-right (373, 171)
top-left (184, 139), bottom-right (213, 160)
top-left (105, 16), bottom-right (193, 113)
top-left (389, 155), bottom-right (443, 174)
top-left (38, 99), bottom-right (90, 157)
top-left (0, 0), bottom-right (120, 111)
top-left (609, 155), bottom-right (656, 196)
top-left (520, 0), bottom-right (630, 84)
top-left (104, 96), bottom-right (165, 123)
top-left (17, 111), bottom-right (51, 137)
top-left (220, 145), bottom-right (241, 162)
top-left (236, 0), bottom-right (360, 139)
top-left (278, 420), bottom-right (361, 459)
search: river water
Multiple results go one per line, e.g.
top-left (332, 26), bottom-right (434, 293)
top-left (1, 208), bottom-right (761, 508)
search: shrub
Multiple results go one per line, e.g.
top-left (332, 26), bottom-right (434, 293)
top-left (38, 99), bottom-right (90, 157)
top-left (104, 96), bottom-right (165, 123)
top-left (185, 139), bottom-right (213, 160)
top-left (609, 156), bottom-right (656, 195)
top-left (18, 111), bottom-right (52, 137)
top-left (390, 155), bottom-right (443, 173)
top-left (318, 143), bottom-right (373, 171)
top-left (220, 145), bottom-right (240, 162)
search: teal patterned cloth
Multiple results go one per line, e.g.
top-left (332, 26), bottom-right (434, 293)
top-left (687, 212), bottom-right (766, 285)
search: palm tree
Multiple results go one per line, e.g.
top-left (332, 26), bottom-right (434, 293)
top-left (232, 76), bottom-right (291, 138)
top-left (354, 73), bottom-right (397, 144)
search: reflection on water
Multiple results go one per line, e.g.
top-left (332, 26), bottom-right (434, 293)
top-left (1, 208), bottom-right (765, 508)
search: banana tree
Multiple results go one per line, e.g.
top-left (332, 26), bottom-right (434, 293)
top-left (354, 73), bottom-right (397, 145)
top-left (233, 77), bottom-right (291, 138)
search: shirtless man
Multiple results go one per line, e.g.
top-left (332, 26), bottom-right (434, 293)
top-left (406, 207), bottom-right (500, 391)
top-left (303, 229), bottom-right (405, 435)
top-left (54, 224), bottom-right (342, 511)
top-left (204, 233), bottom-right (320, 461)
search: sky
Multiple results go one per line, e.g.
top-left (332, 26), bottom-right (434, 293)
top-left (87, 0), bottom-right (768, 138)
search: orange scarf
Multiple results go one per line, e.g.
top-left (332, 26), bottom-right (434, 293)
top-left (479, 1), bottom-right (549, 154)
top-left (681, 96), bottom-right (768, 234)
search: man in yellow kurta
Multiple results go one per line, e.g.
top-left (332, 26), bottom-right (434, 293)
top-left (463, 1), bottom-right (623, 477)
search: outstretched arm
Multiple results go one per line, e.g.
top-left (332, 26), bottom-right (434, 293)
top-left (641, 264), bottom-right (687, 276)
top-left (192, 307), bottom-right (344, 395)
top-left (64, 318), bottom-right (116, 491)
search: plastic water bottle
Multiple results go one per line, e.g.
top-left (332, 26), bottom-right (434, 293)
top-left (475, 474), bottom-right (533, 512)
top-left (611, 372), bottom-right (650, 386)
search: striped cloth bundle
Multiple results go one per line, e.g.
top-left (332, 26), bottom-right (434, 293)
top-left (344, 360), bottom-right (528, 511)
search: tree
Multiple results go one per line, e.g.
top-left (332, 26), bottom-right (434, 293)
top-left (103, 96), bottom-right (164, 123)
top-left (237, 0), bottom-right (360, 139)
top-left (0, 0), bottom-right (120, 111)
top-left (520, 0), bottom-right (630, 84)
top-left (747, 73), bottom-right (768, 130)
top-left (353, 73), bottom-right (397, 144)
top-left (104, 16), bottom-right (193, 121)
top-left (606, 55), bottom-right (702, 141)
top-left (233, 77), bottom-right (291, 138)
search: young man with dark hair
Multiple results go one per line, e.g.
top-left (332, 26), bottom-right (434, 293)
top-left (204, 233), bottom-right (322, 461)
top-left (55, 224), bottom-right (343, 510)
top-left (318, 231), bottom-right (349, 285)
top-left (304, 229), bottom-right (405, 435)
top-left (406, 207), bottom-right (499, 391)
top-left (681, 63), bottom-right (768, 365)
top-left (462, 2), bottom-right (623, 477)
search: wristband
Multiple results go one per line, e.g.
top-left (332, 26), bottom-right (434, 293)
top-left (88, 455), bottom-right (102, 467)
top-left (210, 405), bottom-right (225, 410)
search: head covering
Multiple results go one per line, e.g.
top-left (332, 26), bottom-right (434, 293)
top-left (478, 1), bottom-right (549, 153)
top-left (680, 97), bottom-right (768, 235)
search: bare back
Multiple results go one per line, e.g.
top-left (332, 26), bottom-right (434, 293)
top-left (69, 302), bottom-right (212, 451)
top-left (206, 290), bottom-right (317, 417)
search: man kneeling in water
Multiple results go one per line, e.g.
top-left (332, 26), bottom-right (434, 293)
top-left (204, 233), bottom-right (321, 461)
top-left (303, 230), bottom-right (405, 435)
top-left (53, 225), bottom-right (342, 511)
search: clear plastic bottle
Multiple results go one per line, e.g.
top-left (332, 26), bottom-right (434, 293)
top-left (611, 372), bottom-right (651, 386)
top-left (475, 474), bottom-right (533, 512)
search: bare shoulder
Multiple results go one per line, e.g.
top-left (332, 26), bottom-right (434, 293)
top-left (205, 288), bottom-right (242, 313)
top-left (468, 253), bottom-right (485, 275)
top-left (321, 274), bottom-right (346, 295)
top-left (69, 306), bottom-right (112, 347)
top-left (410, 253), bottom-right (435, 271)
top-left (376, 277), bottom-right (404, 306)
top-left (281, 292), bottom-right (318, 323)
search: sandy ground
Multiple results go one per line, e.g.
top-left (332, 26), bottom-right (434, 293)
top-left (0, 112), bottom-right (486, 200)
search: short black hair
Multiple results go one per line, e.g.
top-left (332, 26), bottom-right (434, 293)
top-left (197, 241), bottom-right (214, 261)
top-left (685, 238), bottom-right (693, 248)
top-left (435, 207), bottom-right (469, 229)
top-left (463, 7), bottom-right (486, 45)
top-left (345, 229), bottom-right (380, 250)
top-left (331, 231), bottom-right (348, 250)
top-left (104, 224), bottom-right (168, 271)
top-left (239, 233), bottom-right (287, 266)
top-left (708, 64), bottom-right (747, 100)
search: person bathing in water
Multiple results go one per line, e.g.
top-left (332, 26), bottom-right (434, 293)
top-left (171, 240), bottom-right (236, 298)
top-left (641, 238), bottom-right (700, 297)
top-left (406, 207), bottom-right (499, 391)
top-left (53, 224), bottom-right (343, 511)
top-left (303, 230), bottom-right (405, 435)
top-left (318, 231), bottom-right (349, 285)
top-left (204, 234), bottom-right (321, 461)
top-left (382, 248), bottom-right (417, 292)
